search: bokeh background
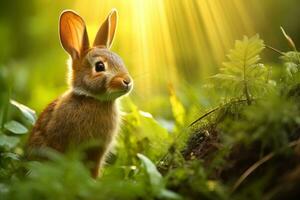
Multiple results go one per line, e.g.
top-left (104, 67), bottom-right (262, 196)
top-left (0, 0), bottom-right (300, 117)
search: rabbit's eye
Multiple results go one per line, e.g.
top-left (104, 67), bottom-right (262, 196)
top-left (95, 61), bottom-right (105, 72)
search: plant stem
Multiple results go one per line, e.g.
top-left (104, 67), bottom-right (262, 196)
top-left (265, 45), bottom-right (285, 56)
top-left (244, 82), bottom-right (251, 105)
top-left (189, 99), bottom-right (250, 127)
top-left (243, 46), bottom-right (252, 105)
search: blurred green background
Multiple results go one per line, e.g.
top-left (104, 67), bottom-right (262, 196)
top-left (0, 0), bottom-right (299, 116)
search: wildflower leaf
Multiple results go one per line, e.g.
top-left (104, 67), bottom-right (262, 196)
top-left (4, 120), bottom-right (28, 134)
top-left (137, 153), bottom-right (163, 188)
top-left (0, 135), bottom-right (20, 149)
top-left (10, 99), bottom-right (37, 125)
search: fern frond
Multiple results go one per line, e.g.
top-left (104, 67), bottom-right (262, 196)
top-left (212, 35), bottom-right (268, 104)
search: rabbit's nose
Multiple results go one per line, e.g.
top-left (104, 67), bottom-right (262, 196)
top-left (123, 79), bottom-right (131, 85)
top-left (122, 76), bottom-right (132, 86)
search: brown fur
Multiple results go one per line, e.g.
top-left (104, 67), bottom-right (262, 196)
top-left (26, 9), bottom-right (132, 178)
top-left (27, 92), bottom-right (119, 177)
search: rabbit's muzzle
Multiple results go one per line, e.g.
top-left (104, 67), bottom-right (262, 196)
top-left (109, 74), bottom-right (133, 92)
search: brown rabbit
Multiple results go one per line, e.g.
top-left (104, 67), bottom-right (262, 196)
top-left (26, 9), bottom-right (132, 178)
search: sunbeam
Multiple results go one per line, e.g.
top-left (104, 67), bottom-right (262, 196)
top-left (72, 0), bottom-right (257, 103)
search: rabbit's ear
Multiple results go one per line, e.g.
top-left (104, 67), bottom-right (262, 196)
top-left (93, 9), bottom-right (118, 49)
top-left (59, 10), bottom-right (89, 59)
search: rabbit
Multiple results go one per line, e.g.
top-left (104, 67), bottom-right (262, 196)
top-left (26, 9), bottom-right (132, 178)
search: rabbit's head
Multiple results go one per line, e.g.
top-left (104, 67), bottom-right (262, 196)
top-left (59, 9), bottom-right (132, 101)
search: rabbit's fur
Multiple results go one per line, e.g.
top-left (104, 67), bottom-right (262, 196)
top-left (26, 9), bottom-right (132, 178)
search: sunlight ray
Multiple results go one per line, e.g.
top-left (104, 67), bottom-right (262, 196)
top-left (72, 0), bottom-right (257, 103)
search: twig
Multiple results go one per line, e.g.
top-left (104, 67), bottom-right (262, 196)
top-left (231, 139), bottom-right (300, 192)
top-left (189, 99), bottom-right (249, 127)
top-left (189, 107), bottom-right (219, 127)
top-left (265, 45), bottom-right (285, 56)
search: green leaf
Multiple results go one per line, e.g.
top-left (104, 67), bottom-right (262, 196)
top-left (0, 134), bottom-right (20, 149)
top-left (10, 99), bottom-right (37, 125)
top-left (4, 120), bottom-right (28, 134)
top-left (121, 98), bottom-right (171, 160)
top-left (137, 153), bottom-right (181, 199)
top-left (137, 153), bottom-right (163, 188)
top-left (159, 189), bottom-right (182, 200)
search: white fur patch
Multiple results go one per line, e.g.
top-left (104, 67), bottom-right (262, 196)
top-left (72, 87), bottom-right (93, 97)
top-left (72, 87), bottom-right (125, 101)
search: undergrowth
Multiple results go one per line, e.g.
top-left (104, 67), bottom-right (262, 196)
top-left (1, 30), bottom-right (300, 200)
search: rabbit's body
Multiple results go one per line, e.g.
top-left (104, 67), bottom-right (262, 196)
top-left (28, 91), bottom-right (119, 152)
top-left (26, 9), bottom-right (132, 178)
top-left (27, 91), bottom-right (119, 177)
